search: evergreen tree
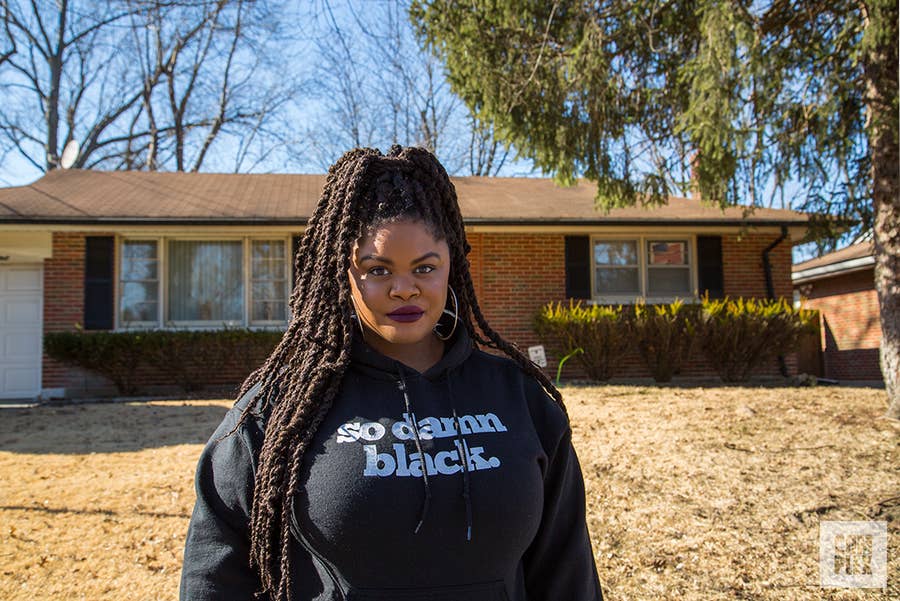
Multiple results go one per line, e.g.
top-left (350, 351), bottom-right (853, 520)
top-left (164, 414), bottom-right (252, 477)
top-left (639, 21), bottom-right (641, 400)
top-left (412, 0), bottom-right (899, 416)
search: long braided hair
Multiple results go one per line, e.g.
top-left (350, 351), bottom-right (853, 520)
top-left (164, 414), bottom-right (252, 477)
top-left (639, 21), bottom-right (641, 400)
top-left (234, 146), bottom-right (564, 600)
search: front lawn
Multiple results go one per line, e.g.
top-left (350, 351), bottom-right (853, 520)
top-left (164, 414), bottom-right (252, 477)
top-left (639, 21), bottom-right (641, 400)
top-left (0, 386), bottom-right (896, 600)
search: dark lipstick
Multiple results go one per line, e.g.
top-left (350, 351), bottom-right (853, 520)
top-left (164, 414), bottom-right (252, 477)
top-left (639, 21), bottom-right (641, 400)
top-left (387, 306), bottom-right (425, 323)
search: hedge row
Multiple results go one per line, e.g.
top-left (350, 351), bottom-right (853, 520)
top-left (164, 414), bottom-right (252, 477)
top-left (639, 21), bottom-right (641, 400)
top-left (46, 297), bottom-right (816, 394)
top-left (535, 297), bottom-right (817, 383)
top-left (44, 329), bottom-right (282, 395)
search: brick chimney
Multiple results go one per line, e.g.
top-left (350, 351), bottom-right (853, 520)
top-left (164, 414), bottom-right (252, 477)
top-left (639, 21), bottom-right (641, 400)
top-left (689, 152), bottom-right (701, 200)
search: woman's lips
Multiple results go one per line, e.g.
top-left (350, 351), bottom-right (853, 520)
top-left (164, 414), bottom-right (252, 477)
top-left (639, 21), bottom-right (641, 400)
top-left (387, 307), bottom-right (425, 323)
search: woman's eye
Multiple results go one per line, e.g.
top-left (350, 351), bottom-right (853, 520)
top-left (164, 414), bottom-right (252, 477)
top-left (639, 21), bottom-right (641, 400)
top-left (414, 265), bottom-right (435, 274)
top-left (368, 266), bottom-right (389, 276)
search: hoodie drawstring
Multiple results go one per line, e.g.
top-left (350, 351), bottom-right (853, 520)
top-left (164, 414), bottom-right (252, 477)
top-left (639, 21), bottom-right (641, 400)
top-left (396, 367), bottom-right (473, 542)
top-left (447, 377), bottom-right (473, 542)
top-left (396, 369), bottom-right (432, 534)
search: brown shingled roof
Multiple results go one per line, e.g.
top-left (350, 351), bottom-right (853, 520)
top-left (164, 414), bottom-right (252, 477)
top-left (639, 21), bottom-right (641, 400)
top-left (793, 241), bottom-right (874, 273)
top-left (0, 168), bottom-right (809, 226)
top-left (0, 169), bottom-right (323, 223)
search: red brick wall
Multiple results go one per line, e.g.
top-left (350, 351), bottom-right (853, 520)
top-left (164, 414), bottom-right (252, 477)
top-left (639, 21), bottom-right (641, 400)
top-left (42, 229), bottom-right (796, 396)
top-left (469, 232), bottom-right (566, 350)
top-left (799, 269), bottom-right (882, 380)
top-left (44, 233), bottom-right (88, 334)
top-left (466, 231), bottom-right (484, 303)
top-left (469, 230), bottom-right (793, 381)
top-left (722, 232), bottom-right (793, 299)
top-left (719, 232), bottom-right (796, 378)
top-left (42, 232), bottom-right (111, 394)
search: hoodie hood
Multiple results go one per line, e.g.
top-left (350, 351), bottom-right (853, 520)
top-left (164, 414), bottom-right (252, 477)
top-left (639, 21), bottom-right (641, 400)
top-left (349, 326), bottom-right (473, 381)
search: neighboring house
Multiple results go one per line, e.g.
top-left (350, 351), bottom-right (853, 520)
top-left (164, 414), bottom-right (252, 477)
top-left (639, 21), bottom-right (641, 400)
top-left (0, 169), bottom-right (808, 399)
top-left (793, 241), bottom-right (883, 382)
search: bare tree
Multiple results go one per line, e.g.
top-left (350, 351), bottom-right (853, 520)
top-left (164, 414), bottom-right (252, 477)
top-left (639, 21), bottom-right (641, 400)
top-left (468, 115), bottom-right (510, 177)
top-left (367, 1), bottom-right (456, 154)
top-left (305, 1), bottom-right (377, 168)
top-left (0, 0), bottom-right (147, 170)
top-left (132, 0), bottom-right (296, 172)
top-left (305, 0), bottom-right (511, 175)
top-left (0, 0), bottom-right (300, 175)
top-left (0, 16), bottom-right (13, 67)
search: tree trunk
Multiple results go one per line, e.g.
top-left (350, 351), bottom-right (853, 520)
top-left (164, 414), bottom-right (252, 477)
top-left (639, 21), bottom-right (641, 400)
top-left (45, 1), bottom-right (69, 170)
top-left (863, 0), bottom-right (899, 418)
top-left (874, 170), bottom-right (900, 420)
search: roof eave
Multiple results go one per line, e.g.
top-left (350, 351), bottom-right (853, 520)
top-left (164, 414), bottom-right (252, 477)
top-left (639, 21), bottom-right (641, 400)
top-left (0, 216), bottom-right (809, 228)
top-left (0, 217), bottom-right (310, 226)
top-left (792, 255), bottom-right (876, 283)
top-left (466, 218), bottom-right (807, 227)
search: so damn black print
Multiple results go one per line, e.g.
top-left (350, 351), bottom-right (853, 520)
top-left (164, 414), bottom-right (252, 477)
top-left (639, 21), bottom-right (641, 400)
top-left (335, 412), bottom-right (509, 478)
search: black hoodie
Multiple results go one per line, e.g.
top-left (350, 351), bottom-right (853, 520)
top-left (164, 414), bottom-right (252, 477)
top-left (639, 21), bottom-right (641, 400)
top-left (180, 329), bottom-right (603, 600)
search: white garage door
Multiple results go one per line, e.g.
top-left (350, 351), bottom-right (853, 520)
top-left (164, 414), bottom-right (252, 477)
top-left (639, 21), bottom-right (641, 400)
top-left (0, 264), bottom-right (43, 399)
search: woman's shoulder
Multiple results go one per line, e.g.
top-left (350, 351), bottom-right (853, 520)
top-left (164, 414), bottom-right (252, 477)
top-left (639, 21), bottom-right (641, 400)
top-left (231, 381), bottom-right (264, 418)
top-left (203, 382), bottom-right (268, 462)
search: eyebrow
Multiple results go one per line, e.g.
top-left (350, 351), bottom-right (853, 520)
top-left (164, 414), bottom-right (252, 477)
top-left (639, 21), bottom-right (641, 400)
top-left (358, 252), bottom-right (442, 265)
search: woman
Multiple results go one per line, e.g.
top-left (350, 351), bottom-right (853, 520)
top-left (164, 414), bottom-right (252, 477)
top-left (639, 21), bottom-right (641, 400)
top-left (180, 146), bottom-right (603, 601)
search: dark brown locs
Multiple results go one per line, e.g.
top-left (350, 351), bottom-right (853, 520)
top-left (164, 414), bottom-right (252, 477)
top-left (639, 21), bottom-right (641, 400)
top-left (232, 145), bottom-right (565, 601)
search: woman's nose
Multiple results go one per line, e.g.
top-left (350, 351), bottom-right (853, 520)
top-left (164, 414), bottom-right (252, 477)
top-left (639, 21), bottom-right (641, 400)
top-left (390, 275), bottom-right (419, 299)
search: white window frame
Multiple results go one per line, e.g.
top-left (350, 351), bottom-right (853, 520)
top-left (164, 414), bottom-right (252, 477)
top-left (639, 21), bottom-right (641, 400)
top-left (645, 238), bottom-right (693, 300)
top-left (117, 237), bottom-right (162, 329)
top-left (590, 234), bottom-right (699, 304)
top-left (590, 237), bottom-right (641, 300)
top-left (115, 235), bottom-right (291, 330)
top-left (248, 239), bottom-right (291, 327)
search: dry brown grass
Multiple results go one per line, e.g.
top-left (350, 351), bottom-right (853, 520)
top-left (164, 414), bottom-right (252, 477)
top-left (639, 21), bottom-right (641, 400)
top-left (0, 386), bottom-right (897, 600)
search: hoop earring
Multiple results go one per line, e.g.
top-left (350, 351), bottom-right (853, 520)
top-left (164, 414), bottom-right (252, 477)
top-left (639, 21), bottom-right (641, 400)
top-left (434, 285), bottom-right (459, 341)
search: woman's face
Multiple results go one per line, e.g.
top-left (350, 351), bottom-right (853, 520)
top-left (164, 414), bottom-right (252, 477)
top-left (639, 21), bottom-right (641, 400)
top-left (348, 219), bottom-right (450, 361)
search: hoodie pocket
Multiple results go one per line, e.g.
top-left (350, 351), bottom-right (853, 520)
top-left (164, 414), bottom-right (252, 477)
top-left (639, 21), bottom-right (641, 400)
top-left (347, 579), bottom-right (509, 601)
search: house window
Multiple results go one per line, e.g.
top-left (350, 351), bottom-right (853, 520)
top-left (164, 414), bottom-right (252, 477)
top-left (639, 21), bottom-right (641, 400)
top-left (120, 240), bottom-right (159, 324)
top-left (168, 240), bottom-right (244, 324)
top-left (251, 240), bottom-right (287, 322)
top-left (591, 237), bottom-right (695, 301)
top-left (593, 240), bottom-right (640, 296)
top-left (118, 237), bottom-right (289, 329)
top-left (647, 241), bottom-right (691, 296)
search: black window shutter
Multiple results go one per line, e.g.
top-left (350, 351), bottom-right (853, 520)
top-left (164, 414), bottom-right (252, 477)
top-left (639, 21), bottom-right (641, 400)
top-left (84, 236), bottom-right (115, 330)
top-left (697, 235), bottom-right (724, 299)
top-left (292, 235), bottom-right (302, 287)
top-left (564, 235), bottom-right (591, 300)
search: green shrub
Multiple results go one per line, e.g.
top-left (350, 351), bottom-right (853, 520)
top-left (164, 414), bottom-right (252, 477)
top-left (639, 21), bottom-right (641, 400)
top-left (535, 301), bottom-right (632, 381)
top-left (143, 330), bottom-right (208, 392)
top-left (697, 296), bottom-right (817, 382)
top-left (44, 329), bottom-right (282, 395)
top-left (627, 300), bottom-right (698, 383)
top-left (44, 330), bottom-right (147, 395)
top-left (535, 297), bottom-right (815, 384)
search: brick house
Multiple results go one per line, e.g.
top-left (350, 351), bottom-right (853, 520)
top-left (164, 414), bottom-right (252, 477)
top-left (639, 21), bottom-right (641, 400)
top-left (0, 169), bottom-right (808, 399)
top-left (793, 241), bottom-right (883, 382)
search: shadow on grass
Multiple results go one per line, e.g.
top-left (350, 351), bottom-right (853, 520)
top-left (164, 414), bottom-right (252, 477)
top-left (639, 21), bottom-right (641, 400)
top-left (0, 401), bottom-right (233, 454)
top-left (0, 504), bottom-right (190, 520)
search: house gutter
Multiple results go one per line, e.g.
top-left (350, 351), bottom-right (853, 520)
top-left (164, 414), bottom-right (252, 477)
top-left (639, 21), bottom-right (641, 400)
top-left (763, 226), bottom-right (789, 299)
top-left (762, 226), bottom-right (789, 377)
